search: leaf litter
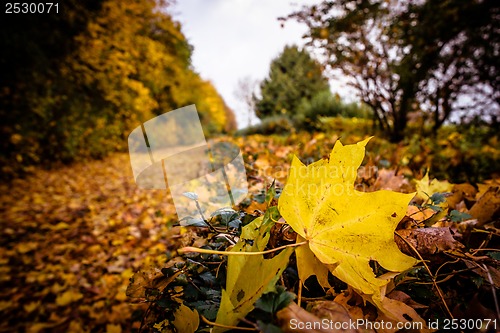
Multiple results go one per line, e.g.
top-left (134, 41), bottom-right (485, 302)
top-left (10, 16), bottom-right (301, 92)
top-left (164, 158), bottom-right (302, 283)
top-left (0, 135), bottom-right (499, 332)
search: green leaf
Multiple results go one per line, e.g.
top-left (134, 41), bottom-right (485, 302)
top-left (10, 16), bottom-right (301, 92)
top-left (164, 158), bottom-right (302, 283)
top-left (471, 276), bottom-right (484, 288)
top-left (199, 271), bottom-right (216, 286)
top-left (210, 207), bottom-right (240, 227)
top-left (429, 192), bottom-right (446, 205)
top-left (189, 301), bottom-right (219, 321)
top-left (254, 191), bottom-right (266, 204)
top-left (265, 181), bottom-right (277, 205)
top-left (448, 210), bottom-right (472, 222)
top-left (426, 204), bottom-right (443, 212)
top-left (486, 252), bottom-right (500, 260)
top-left (254, 286), bottom-right (295, 314)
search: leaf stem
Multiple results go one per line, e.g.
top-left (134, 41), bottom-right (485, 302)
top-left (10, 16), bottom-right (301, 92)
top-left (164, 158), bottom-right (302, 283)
top-left (193, 199), bottom-right (217, 232)
top-left (395, 231), bottom-right (454, 319)
top-left (200, 315), bottom-right (258, 331)
top-left (469, 248), bottom-right (499, 252)
top-left (481, 263), bottom-right (500, 322)
top-left (297, 279), bottom-right (303, 307)
top-left (179, 241), bottom-right (307, 256)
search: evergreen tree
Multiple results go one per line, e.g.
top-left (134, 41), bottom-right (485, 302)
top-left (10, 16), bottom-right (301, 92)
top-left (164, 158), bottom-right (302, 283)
top-left (254, 45), bottom-right (329, 119)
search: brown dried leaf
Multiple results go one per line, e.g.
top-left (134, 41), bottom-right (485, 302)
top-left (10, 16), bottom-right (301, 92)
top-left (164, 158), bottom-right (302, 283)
top-left (468, 186), bottom-right (500, 226)
top-left (277, 302), bottom-right (359, 333)
top-left (333, 289), bottom-right (367, 320)
top-left (464, 261), bottom-right (500, 288)
top-left (446, 183), bottom-right (477, 209)
top-left (126, 267), bottom-right (180, 299)
top-left (396, 227), bottom-right (464, 258)
top-left (372, 169), bottom-right (412, 192)
top-left (386, 290), bottom-right (427, 309)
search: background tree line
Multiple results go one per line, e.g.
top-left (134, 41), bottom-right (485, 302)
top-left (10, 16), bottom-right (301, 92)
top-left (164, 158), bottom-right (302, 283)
top-left (251, 0), bottom-right (498, 142)
top-left (0, 0), bottom-right (236, 178)
top-left (250, 45), bottom-right (372, 135)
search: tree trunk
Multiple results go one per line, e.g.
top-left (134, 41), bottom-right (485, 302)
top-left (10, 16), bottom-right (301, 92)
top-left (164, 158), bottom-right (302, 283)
top-left (389, 99), bottom-right (409, 143)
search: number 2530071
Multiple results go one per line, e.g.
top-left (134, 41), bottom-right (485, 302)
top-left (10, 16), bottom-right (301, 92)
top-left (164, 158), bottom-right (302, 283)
top-left (6, 3), bottom-right (58, 14)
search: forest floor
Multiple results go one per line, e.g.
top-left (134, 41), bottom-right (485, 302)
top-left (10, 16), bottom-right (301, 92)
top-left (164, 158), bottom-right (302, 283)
top-left (0, 153), bottom-right (176, 333)
top-left (0, 132), bottom-right (499, 332)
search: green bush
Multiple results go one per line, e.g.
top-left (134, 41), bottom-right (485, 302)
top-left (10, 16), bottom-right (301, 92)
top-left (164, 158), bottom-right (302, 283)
top-left (293, 90), bottom-right (372, 130)
top-left (237, 115), bottom-right (294, 136)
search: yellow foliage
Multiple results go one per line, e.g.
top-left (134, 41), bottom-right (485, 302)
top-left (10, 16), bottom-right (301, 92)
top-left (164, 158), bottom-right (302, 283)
top-left (415, 171), bottom-right (453, 200)
top-left (214, 216), bottom-right (294, 332)
top-left (278, 138), bottom-right (427, 326)
top-left (105, 323), bottom-right (122, 333)
top-left (172, 304), bottom-right (199, 333)
top-left (55, 290), bottom-right (83, 306)
top-left (23, 301), bottom-right (41, 313)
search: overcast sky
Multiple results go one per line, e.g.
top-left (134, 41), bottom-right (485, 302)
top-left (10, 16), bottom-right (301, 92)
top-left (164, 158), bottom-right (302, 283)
top-left (172, 0), bottom-right (323, 128)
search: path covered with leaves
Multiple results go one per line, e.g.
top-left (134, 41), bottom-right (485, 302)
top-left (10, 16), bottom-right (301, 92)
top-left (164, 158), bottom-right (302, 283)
top-left (0, 154), bottom-right (179, 332)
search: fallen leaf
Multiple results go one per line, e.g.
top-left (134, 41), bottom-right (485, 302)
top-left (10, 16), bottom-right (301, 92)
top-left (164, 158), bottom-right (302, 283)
top-left (172, 304), bottom-right (199, 333)
top-left (105, 323), bottom-right (122, 333)
top-left (23, 301), bottom-right (41, 313)
top-left (395, 227), bottom-right (465, 257)
top-left (446, 183), bottom-right (477, 209)
top-left (68, 320), bottom-right (86, 333)
top-left (27, 323), bottom-right (52, 333)
top-left (214, 216), bottom-right (294, 332)
top-left (309, 301), bottom-right (359, 330)
top-left (16, 242), bottom-right (38, 254)
top-left (386, 290), bottom-right (427, 309)
top-left (0, 301), bottom-right (12, 311)
top-left (372, 169), bottom-right (411, 192)
top-left (55, 289), bottom-right (83, 306)
top-left (468, 186), bottom-right (500, 226)
top-left (126, 267), bottom-right (179, 299)
top-left (278, 138), bottom-right (419, 321)
top-left (415, 172), bottom-right (453, 201)
top-left (277, 302), bottom-right (357, 333)
top-left (294, 235), bottom-right (331, 289)
top-left (333, 289), bottom-right (367, 325)
top-left (152, 319), bottom-right (170, 332)
top-left (373, 295), bottom-right (430, 333)
top-left (464, 262), bottom-right (500, 288)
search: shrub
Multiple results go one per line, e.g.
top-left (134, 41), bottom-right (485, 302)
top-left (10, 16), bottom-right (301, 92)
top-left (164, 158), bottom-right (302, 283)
top-left (237, 115), bottom-right (294, 136)
top-left (293, 90), bottom-right (372, 130)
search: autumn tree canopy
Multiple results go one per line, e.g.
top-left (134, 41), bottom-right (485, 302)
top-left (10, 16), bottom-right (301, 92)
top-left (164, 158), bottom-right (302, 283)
top-left (287, 0), bottom-right (499, 142)
top-left (0, 0), bottom-right (235, 177)
top-left (254, 45), bottom-right (330, 119)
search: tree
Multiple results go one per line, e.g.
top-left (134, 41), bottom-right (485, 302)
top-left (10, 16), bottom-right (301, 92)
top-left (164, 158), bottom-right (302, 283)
top-left (400, 0), bottom-right (499, 133)
top-left (0, 0), bottom-right (103, 166)
top-left (254, 45), bottom-right (330, 119)
top-left (287, 0), bottom-right (499, 142)
top-left (0, 0), bottom-right (235, 177)
top-left (234, 76), bottom-right (258, 127)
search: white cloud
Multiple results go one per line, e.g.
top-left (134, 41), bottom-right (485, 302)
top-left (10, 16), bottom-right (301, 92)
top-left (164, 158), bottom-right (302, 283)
top-left (173, 0), bottom-right (324, 128)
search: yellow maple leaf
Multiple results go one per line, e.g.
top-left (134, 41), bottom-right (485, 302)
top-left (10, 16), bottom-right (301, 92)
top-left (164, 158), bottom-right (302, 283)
top-left (415, 171), bottom-right (453, 200)
top-left (278, 138), bottom-right (421, 322)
